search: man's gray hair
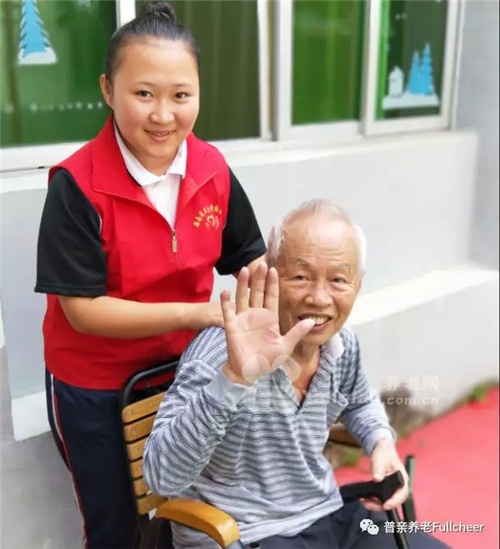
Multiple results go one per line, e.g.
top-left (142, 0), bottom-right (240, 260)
top-left (266, 199), bottom-right (367, 276)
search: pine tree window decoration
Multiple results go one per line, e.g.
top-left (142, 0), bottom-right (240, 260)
top-left (382, 43), bottom-right (439, 110)
top-left (18, 0), bottom-right (57, 66)
top-left (407, 51), bottom-right (423, 95)
top-left (421, 43), bottom-right (436, 96)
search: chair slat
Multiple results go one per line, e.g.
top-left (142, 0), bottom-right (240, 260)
top-left (127, 437), bottom-right (147, 461)
top-left (123, 414), bottom-right (156, 442)
top-left (133, 477), bottom-right (149, 497)
top-left (122, 392), bottom-right (166, 423)
top-left (130, 458), bottom-right (143, 479)
top-left (122, 388), bottom-right (169, 516)
top-left (137, 493), bottom-right (166, 515)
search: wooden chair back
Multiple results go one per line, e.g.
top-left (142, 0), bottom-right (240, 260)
top-left (119, 360), bottom-right (180, 518)
top-left (122, 390), bottom-right (167, 515)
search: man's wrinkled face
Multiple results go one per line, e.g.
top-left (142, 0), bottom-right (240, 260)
top-left (277, 215), bottom-right (362, 346)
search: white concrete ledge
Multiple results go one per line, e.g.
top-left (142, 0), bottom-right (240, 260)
top-left (349, 264), bottom-right (499, 325)
top-left (351, 265), bottom-right (499, 415)
top-left (11, 390), bottom-right (49, 441)
top-left (1, 130), bottom-right (477, 193)
top-left (9, 264), bottom-right (499, 441)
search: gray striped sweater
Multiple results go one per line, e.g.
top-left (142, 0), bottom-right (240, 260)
top-left (143, 326), bottom-right (394, 548)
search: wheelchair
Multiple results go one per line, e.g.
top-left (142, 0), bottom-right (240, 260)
top-left (120, 360), bottom-right (416, 549)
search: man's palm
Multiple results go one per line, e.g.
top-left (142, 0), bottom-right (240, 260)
top-left (225, 308), bottom-right (289, 382)
top-left (220, 265), bottom-right (315, 384)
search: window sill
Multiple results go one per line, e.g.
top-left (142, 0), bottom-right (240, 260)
top-left (1, 126), bottom-right (478, 194)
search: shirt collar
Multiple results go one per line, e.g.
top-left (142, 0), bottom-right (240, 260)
top-left (114, 123), bottom-right (187, 187)
top-left (274, 333), bottom-right (345, 384)
top-left (323, 333), bottom-right (345, 361)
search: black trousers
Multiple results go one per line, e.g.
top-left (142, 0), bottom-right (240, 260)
top-left (257, 501), bottom-right (453, 549)
top-left (45, 368), bottom-right (172, 549)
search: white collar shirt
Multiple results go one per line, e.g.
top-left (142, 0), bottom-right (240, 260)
top-left (114, 124), bottom-right (187, 228)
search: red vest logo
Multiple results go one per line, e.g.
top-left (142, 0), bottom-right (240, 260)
top-left (193, 204), bottom-right (222, 229)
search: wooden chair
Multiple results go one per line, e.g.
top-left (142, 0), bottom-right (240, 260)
top-left (120, 359), bottom-right (245, 549)
top-left (120, 361), bottom-right (414, 549)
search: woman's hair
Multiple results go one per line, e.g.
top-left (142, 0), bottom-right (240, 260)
top-left (104, 1), bottom-right (201, 81)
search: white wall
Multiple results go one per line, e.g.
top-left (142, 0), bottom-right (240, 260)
top-left (456, 0), bottom-right (500, 269)
top-left (218, 130), bottom-right (478, 294)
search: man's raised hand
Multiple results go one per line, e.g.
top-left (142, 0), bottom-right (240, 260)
top-left (220, 263), bottom-right (315, 385)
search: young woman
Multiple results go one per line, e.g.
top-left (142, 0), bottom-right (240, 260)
top-left (34, 2), bottom-right (266, 547)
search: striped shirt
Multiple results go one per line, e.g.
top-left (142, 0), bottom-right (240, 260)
top-left (143, 326), bottom-right (394, 548)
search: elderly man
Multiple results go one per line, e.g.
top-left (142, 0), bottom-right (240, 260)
top-left (144, 200), bottom-right (450, 549)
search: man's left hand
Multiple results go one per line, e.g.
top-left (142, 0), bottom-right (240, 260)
top-left (362, 438), bottom-right (409, 512)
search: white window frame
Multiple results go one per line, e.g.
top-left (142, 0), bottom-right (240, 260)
top-left (272, 0), bottom-right (361, 142)
top-left (362, 0), bottom-right (463, 136)
top-left (1, 0), bottom-right (271, 173)
top-left (273, 0), bottom-right (464, 142)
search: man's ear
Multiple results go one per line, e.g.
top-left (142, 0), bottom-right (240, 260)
top-left (355, 273), bottom-right (363, 293)
top-left (99, 74), bottom-right (113, 109)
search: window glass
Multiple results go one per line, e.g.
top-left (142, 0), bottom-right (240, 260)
top-left (136, 0), bottom-right (260, 141)
top-left (292, 0), bottom-right (366, 125)
top-left (0, 0), bottom-right (116, 148)
top-left (376, 0), bottom-right (449, 120)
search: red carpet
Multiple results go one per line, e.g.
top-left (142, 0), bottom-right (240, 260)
top-left (335, 388), bottom-right (499, 549)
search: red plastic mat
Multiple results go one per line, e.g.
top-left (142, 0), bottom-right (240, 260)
top-left (335, 388), bottom-right (499, 549)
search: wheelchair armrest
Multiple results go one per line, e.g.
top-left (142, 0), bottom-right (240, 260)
top-left (154, 498), bottom-right (242, 549)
